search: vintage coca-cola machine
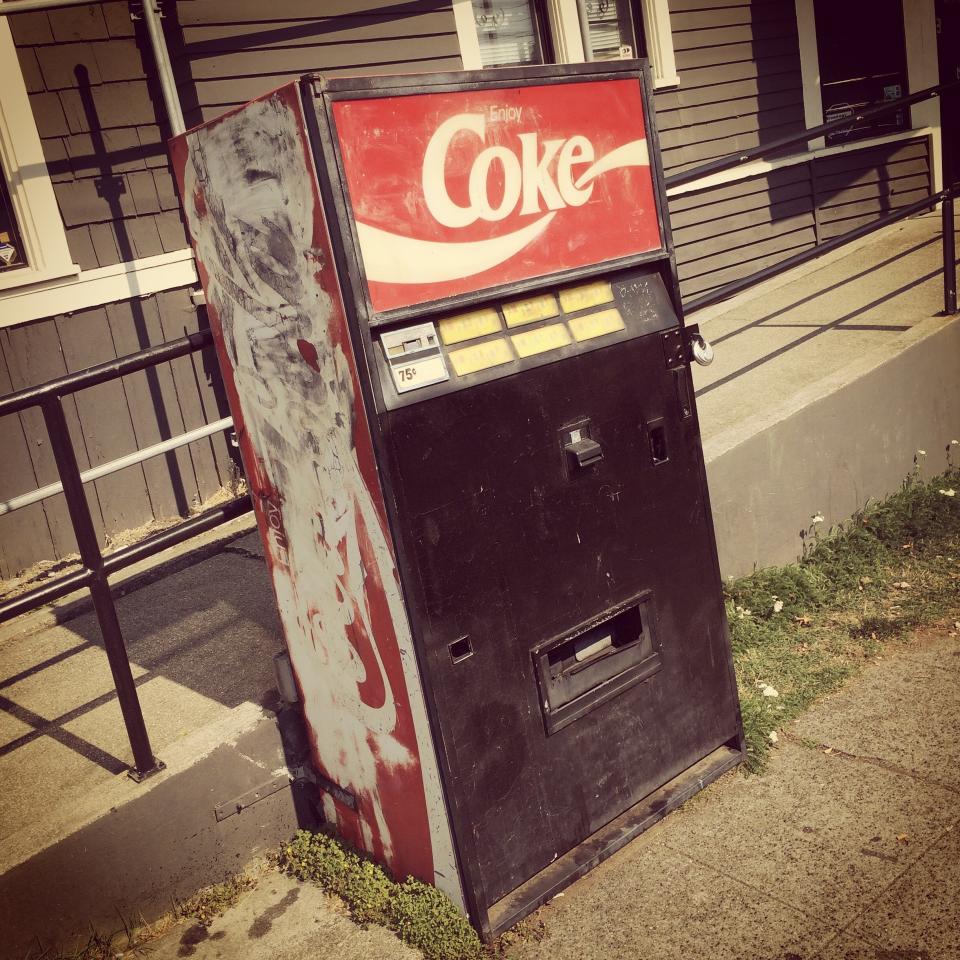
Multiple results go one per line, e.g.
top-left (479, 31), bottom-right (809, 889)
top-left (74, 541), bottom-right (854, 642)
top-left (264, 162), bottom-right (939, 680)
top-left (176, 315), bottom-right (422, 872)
top-left (170, 60), bottom-right (743, 938)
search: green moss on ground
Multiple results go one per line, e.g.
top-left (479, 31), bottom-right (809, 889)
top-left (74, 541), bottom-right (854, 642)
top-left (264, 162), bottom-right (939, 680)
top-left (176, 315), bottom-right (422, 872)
top-left (277, 830), bottom-right (483, 960)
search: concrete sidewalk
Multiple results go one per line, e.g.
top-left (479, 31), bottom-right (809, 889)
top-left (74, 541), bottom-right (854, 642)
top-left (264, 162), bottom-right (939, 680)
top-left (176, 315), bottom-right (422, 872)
top-left (139, 623), bottom-right (960, 960)
top-left (2, 214), bottom-right (958, 956)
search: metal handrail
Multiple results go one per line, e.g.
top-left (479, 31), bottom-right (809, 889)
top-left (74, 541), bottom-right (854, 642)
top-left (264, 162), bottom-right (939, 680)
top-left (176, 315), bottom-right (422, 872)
top-left (665, 78), bottom-right (960, 191)
top-left (667, 79), bottom-right (959, 316)
top-left (0, 330), bottom-right (253, 780)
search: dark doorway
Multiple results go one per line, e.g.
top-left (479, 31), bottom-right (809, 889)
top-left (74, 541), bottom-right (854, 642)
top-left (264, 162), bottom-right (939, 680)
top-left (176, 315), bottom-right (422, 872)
top-left (937, 0), bottom-right (960, 186)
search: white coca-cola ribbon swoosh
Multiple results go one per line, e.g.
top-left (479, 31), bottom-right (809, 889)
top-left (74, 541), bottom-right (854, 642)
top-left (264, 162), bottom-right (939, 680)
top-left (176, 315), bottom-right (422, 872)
top-left (574, 138), bottom-right (649, 189)
top-left (356, 137), bottom-right (647, 285)
top-left (356, 213), bottom-right (555, 285)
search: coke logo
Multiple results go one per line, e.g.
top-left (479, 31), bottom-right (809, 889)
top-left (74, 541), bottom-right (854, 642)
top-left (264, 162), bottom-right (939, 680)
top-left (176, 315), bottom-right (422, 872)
top-left (331, 80), bottom-right (662, 308)
top-left (355, 115), bottom-right (649, 287)
top-left (422, 113), bottom-right (598, 226)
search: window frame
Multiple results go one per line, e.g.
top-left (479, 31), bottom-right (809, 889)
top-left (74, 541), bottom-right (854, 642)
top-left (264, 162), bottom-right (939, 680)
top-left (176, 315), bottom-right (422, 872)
top-left (795, 0), bottom-right (942, 186)
top-left (0, 15), bottom-right (77, 293)
top-left (454, 0), bottom-right (678, 87)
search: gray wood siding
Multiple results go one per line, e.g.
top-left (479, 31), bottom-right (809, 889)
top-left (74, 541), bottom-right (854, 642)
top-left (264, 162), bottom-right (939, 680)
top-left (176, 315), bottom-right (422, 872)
top-left (814, 141), bottom-right (932, 240)
top-left (654, 0), bottom-right (805, 177)
top-left (666, 138), bottom-right (931, 301)
top-left (170, 0), bottom-right (463, 126)
top-left (654, 0), bottom-right (931, 302)
top-left (0, 290), bottom-right (234, 579)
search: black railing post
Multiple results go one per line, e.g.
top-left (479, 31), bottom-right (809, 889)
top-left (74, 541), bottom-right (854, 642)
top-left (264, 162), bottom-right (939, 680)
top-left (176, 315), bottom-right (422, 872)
top-left (945, 191), bottom-right (957, 315)
top-left (40, 396), bottom-right (162, 781)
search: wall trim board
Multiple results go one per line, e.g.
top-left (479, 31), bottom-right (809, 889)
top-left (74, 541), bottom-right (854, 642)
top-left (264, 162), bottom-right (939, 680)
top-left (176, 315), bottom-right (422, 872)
top-left (0, 248), bottom-right (198, 329)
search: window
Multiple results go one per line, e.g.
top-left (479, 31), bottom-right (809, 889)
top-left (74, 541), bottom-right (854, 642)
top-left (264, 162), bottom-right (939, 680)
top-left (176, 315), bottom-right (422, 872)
top-left (813, 0), bottom-right (908, 144)
top-left (470, 0), bottom-right (552, 67)
top-left (454, 0), bottom-right (678, 87)
top-left (0, 16), bottom-right (76, 292)
top-left (582, 0), bottom-right (644, 61)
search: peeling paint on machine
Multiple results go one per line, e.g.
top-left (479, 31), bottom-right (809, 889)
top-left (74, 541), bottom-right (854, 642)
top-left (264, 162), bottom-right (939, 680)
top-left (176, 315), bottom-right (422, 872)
top-left (169, 62), bottom-right (744, 940)
top-left (168, 85), bottom-right (461, 905)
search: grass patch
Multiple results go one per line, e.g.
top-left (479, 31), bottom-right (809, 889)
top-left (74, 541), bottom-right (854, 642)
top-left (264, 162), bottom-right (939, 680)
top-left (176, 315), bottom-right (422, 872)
top-left (730, 466), bottom-right (960, 771)
top-left (278, 830), bottom-right (484, 960)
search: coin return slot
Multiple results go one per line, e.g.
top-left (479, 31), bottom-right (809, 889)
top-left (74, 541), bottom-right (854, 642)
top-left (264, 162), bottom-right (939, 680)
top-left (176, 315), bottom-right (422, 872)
top-left (534, 596), bottom-right (662, 734)
top-left (449, 636), bottom-right (473, 664)
top-left (649, 422), bottom-right (668, 465)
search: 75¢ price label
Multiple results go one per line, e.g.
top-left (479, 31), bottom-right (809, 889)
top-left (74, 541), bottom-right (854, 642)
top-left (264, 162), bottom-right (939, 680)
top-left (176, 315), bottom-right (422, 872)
top-left (391, 354), bottom-right (448, 392)
top-left (380, 322), bottom-right (450, 395)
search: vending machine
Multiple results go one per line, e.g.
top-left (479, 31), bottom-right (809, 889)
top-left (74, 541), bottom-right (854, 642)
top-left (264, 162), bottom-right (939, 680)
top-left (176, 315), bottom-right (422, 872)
top-left (170, 60), bottom-right (743, 939)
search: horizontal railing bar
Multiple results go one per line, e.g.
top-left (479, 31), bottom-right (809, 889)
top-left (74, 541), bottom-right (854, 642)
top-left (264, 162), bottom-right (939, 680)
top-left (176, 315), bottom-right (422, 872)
top-left (0, 496), bottom-right (253, 625)
top-left (0, 330), bottom-right (214, 418)
top-left (101, 494), bottom-right (253, 575)
top-left (685, 189), bottom-right (949, 315)
top-left (0, 417), bottom-right (234, 517)
top-left (665, 78), bottom-right (960, 191)
top-left (0, 566), bottom-right (95, 624)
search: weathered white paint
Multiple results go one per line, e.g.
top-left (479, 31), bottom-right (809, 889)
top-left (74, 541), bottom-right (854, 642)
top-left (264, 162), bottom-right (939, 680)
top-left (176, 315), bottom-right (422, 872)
top-left (903, 0), bottom-right (942, 190)
top-left (177, 89), bottom-right (463, 909)
top-left (0, 248), bottom-right (197, 329)
top-left (794, 0), bottom-right (825, 150)
top-left (0, 18), bottom-right (75, 294)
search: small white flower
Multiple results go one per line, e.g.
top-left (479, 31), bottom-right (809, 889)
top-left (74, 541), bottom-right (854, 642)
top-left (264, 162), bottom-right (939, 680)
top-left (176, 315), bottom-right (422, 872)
top-left (769, 730), bottom-right (779, 744)
top-left (760, 684), bottom-right (779, 698)
top-left (917, 449), bottom-right (927, 457)
top-left (952, 440), bottom-right (960, 446)
top-left (811, 513), bottom-right (824, 525)
top-left (773, 599), bottom-right (784, 614)
top-left (940, 489), bottom-right (956, 497)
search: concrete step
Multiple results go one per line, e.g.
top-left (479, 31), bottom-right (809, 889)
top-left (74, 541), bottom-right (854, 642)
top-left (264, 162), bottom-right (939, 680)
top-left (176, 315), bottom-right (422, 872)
top-left (0, 527), bottom-right (319, 959)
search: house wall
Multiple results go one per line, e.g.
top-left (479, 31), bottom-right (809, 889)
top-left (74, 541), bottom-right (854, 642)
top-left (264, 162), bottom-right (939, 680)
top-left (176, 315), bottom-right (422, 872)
top-left (655, 0), bottom-right (932, 301)
top-left (168, 0), bottom-right (463, 127)
top-left (0, 0), bottom-right (936, 577)
top-left (1, 1), bottom-right (463, 578)
top-left (1, 6), bottom-right (234, 579)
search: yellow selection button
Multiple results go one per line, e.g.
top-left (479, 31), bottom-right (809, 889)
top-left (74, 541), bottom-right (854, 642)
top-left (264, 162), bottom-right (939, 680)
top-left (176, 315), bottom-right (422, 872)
top-left (502, 293), bottom-right (559, 327)
top-left (510, 323), bottom-right (572, 358)
top-left (438, 308), bottom-right (501, 345)
top-left (568, 308), bottom-right (626, 343)
top-left (559, 281), bottom-right (614, 313)
top-left (448, 338), bottom-right (514, 376)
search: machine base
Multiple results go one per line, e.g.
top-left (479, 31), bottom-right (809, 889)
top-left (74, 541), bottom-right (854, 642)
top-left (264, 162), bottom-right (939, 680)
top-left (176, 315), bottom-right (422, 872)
top-left (483, 742), bottom-right (744, 941)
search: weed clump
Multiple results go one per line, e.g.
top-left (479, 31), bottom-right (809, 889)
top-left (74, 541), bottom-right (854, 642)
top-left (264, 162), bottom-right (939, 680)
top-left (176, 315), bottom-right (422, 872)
top-left (278, 830), bottom-right (483, 960)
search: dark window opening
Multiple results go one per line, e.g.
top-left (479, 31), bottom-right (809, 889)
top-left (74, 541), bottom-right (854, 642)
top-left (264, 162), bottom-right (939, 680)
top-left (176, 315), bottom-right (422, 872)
top-left (814, 0), bottom-right (908, 144)
top-left (0, 162), bottom-right (26, 273)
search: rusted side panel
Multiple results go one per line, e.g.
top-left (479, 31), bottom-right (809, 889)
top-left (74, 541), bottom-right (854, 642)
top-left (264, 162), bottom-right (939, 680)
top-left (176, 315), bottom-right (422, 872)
top-left (168, 84), bottom-right (461, 905)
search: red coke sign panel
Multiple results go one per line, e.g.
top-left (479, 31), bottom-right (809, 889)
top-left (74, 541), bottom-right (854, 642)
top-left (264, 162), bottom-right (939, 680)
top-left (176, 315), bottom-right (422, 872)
top-left (331, 78), bottom-right (663, 313)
